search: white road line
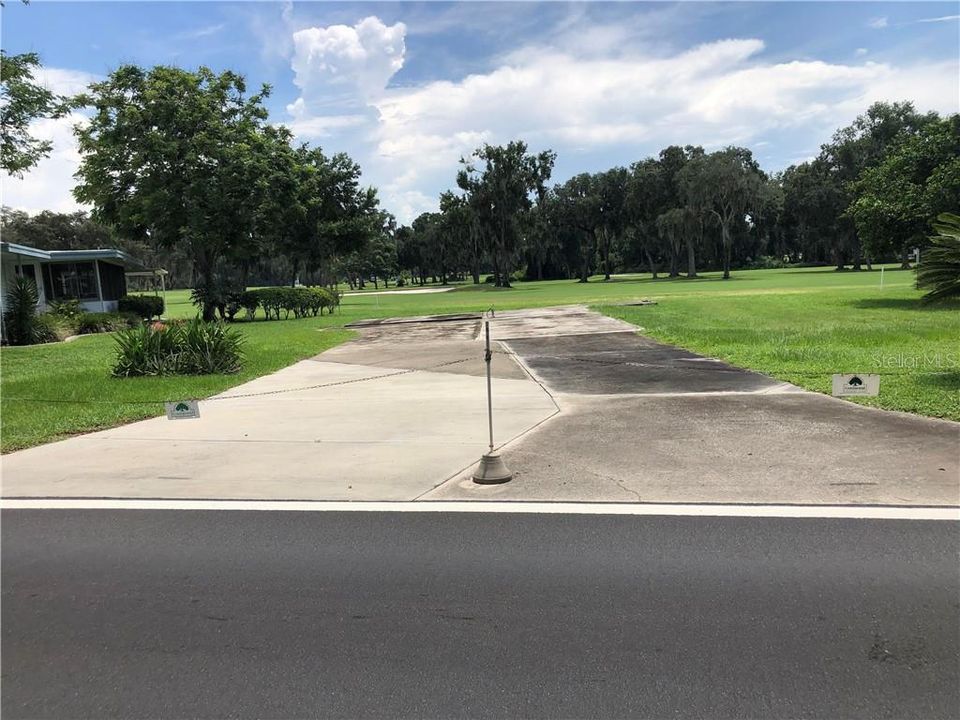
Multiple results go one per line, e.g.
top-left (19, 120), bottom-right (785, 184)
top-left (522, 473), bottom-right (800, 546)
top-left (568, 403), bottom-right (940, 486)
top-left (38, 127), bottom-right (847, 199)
top-left (0, 499), bottom-right (956, 520)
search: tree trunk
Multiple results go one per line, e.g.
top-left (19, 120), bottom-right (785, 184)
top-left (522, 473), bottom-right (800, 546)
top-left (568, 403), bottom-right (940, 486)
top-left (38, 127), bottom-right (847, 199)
top-left (900, 245), bottom-right (912, 269)
top-left (852, 238), bottom-right (863, 271)
top-left (722, 224), bottom-right (731, 279)
top-left (644, 248), bottom-right (657, 279)
top-left (686, 237), bottom-right (697, 278)
top-left (600, 230), bottom-right (611, 281)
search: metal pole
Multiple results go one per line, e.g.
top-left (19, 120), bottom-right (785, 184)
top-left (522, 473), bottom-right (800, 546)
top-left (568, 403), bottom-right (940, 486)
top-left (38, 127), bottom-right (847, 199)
top-left (472, 312), bottom-right (512, 484)
top-left (485, 318), bottom-right (494, 453)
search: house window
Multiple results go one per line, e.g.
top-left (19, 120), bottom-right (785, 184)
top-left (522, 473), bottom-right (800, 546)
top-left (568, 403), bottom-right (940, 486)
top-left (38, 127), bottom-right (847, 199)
top-left (46, 262), bottom-right (99, 301)
top-left (15, 264), bottom-right (37, 284)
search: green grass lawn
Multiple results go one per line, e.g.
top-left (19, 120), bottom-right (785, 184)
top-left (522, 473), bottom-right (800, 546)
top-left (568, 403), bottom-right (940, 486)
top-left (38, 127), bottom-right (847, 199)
top-left (2, 265), bottom-right (957, 452)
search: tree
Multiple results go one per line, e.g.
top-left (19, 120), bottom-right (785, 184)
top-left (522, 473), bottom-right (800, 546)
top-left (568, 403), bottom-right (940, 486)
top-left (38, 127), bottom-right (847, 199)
top-left (524, 150), bottom-right (559, 281)
top-left (819, 100), bottom-right (937, 269)
top-left (438, 191), bottom-right (475, 282)
top-left (280, 145), bottom-right (379, 288)
top-left (681, 147), bottom-right (764, 279)
top-left (849, 115), bottom-right (960, 262)
top-left (594, 167), bottom-right (629, 280)
top-left (1, 51), bottom-right (73, 176)
top-left (624, 159), bottom-right (664, 278)
top-left (917, 212), bottom-right (960, 303)
top-left (457, 141), bottom-right (553, 287)
top-left (656, 207), bottom-right (700, 278)
top-left (554, 173), bottom-right (601, 282)
top-left (74, 65), bottom-right (280, 319)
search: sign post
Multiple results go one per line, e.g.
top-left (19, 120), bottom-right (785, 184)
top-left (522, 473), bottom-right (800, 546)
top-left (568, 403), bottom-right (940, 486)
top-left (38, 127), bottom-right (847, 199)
top-left (832, 374), bottom-right (880, 397)
top-left (472, 316), bottom-right (512, 484)
top-left (165, 400), bottom-right (200, 420)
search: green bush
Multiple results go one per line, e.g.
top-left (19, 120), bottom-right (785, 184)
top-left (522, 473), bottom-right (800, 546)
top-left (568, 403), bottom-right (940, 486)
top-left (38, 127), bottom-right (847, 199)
top-left (234, 286), bottom-right (340, 321)
top-left (919, 212), bottom-right (960, 302)
top-left (33, 313), bottom-right (71, 343)
top-left (3, 277), bottom-right (45, 345)
top-left (75, 312), bottom-right (140, 335)
top-left (48, 298), bottom-right (85, 320)
top-left (112, 318), bottom-right (244, 377)
top-left (118, 294), bottom-right (164, 320)
top-left (238, 290), bottom-right (260, 320)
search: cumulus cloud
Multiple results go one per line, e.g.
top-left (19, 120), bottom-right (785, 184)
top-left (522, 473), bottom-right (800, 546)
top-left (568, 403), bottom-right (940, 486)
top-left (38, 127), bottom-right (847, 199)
top-left (2, 113), bottom-right (89, 214)
top-left (1, 68), bottom-right (99, 214)
top-left (291, 16), bottom-right (406, 102)
top-left (349, 38), bottom-right (958, 220)
top-left (32, 67), bottom-right (98, 97)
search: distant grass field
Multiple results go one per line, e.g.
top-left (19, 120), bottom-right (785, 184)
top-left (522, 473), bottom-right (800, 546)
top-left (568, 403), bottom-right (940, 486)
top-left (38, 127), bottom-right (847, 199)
top-left (2, 265), bottom-right (957, 452)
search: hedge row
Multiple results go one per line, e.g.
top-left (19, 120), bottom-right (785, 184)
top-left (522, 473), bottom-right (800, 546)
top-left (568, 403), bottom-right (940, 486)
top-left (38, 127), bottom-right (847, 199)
top-left (234, 287), bottom-right (341, 321)
top-left (118, 294), bottom-right (165, 320)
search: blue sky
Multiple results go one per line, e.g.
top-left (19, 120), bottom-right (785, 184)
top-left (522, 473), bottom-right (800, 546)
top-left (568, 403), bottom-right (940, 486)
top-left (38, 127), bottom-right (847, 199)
top-left (3, 1), bottom-right (959, 221)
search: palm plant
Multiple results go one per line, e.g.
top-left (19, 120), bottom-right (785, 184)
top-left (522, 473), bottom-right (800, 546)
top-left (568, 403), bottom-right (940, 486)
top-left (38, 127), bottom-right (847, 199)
top-left (918, 212), bottom-right (960, 303)
top-left (2, 275), bottom-right (40, 345)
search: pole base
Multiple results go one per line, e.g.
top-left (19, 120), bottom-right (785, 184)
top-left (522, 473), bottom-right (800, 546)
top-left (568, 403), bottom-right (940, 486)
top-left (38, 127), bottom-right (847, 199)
top-left (472, 452), bottom-right (513, 484)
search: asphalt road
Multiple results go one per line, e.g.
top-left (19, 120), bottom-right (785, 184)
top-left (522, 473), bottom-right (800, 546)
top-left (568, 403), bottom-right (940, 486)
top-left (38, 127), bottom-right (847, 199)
top-left (3, 510), bottom-right (958, 719)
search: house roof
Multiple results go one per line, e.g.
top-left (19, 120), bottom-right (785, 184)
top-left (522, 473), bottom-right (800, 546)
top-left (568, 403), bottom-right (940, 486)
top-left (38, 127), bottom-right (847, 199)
top-left (1, 242), bottom-right (145, 269)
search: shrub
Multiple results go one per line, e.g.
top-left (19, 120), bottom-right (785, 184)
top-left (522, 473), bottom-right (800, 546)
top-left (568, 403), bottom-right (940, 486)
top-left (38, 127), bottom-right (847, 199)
top-left (2, 276), bottom-right (46, 345)
top-left (747, 255), bottom-right (790, 270)
top-left (75, 312), bottom-right (141, 335)
top-left (118, 294), bottom-right (164, 320)
top-left (200, 286), bottom-right (342, 322)
top-left (33, 313), bottom-right (71, 343)
top-left (112, 318), bottom-right (244, 377)
top-left (178, 318), bottom-right (245, 374)
top-left (919, 212), bottom-right (960, 303)
top-left (238, 290), bottom-right (260, 320)
top-left (48, 298), bottom-right (85, 320)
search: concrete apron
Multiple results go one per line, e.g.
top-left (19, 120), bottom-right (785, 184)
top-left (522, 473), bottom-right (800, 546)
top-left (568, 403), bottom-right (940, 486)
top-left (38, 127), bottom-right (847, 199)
top-left (0, 321), bottom-right (557, 501)
top-left (4, 304), bottom-right (957, 505)
top-left (424, 308), bottom-right (960, 507)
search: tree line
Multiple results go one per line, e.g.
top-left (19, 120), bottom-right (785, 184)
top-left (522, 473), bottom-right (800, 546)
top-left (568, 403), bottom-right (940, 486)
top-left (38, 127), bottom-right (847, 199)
top-left (3, 50), bottom-right (957, 305)
top-left (397, 101), bottom-right (958, 287)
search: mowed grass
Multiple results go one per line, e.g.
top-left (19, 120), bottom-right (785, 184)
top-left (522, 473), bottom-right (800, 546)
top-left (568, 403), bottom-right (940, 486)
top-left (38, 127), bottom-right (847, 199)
top-left (1, 323), bottom-right (354, 452)
top-left (2, 265), bottom-right (957, 452)
top-left (602, 290), bottom-right (959, 421)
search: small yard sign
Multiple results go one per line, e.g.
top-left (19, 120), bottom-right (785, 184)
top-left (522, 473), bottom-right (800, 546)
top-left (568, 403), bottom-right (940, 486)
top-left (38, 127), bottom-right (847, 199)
top-left (832, 374), bottom-right (880, 397)
top-left (165, 400), bottom-right (200, 420)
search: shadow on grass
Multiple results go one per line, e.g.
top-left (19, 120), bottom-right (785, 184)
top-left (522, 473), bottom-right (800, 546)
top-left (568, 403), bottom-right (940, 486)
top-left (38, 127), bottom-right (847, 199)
top-left (778, 266), bottom-right (910, 275)
top-left (917, 371), bottom-right (960, 390)
top-left (854, 298), bottom-right (960, 312)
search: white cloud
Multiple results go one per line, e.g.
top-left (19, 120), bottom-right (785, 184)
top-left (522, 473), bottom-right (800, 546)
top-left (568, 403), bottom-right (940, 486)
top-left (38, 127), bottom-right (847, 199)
top-left (177, 23), bottom-right (226, 40)
top-left (868, 17), bottom-right (889, 29)
top-left (916, 15), bottom-right (960, 24)
top-left (33, 67), bottom-right (98, 97)
top-left (1, 68), bottom-right (100, 214)
top-left (855, 48), bottom-right (869, 57)
top-left (1, 113), bottom-right (90, 214)
top-left (290, 16), bottom-right (406, 103)
top-left (282, 98), bottom-right (367, 138)
top-left (338, 39), bottom-right (957, 220)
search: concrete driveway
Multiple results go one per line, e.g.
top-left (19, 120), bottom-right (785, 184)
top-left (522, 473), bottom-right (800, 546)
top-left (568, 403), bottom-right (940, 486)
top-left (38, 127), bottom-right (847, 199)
top-left (425, 308), bottom-right (960, 506)
top-left (3, 305), bottom-right (957, 505)
top-left (0, 317), bottom-right (557, 500)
